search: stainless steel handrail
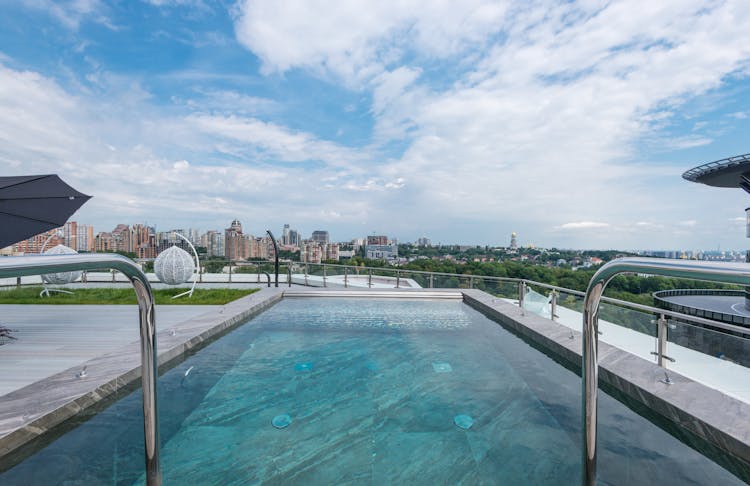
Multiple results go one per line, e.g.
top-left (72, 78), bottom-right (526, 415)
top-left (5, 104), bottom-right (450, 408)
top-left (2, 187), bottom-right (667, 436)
top-left (581, 257), bottom-right (750, 486)
top-left (0, 254), bottom-right (161, 486)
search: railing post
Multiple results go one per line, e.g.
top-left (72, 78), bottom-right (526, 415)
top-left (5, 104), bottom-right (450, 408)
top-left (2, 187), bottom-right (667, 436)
top-left (368, 269), bottom-right (372, 288)
top-left (16, 276), bottom-right (21, 287)
top-left (469, 276), bottom-right (474, 289)
top-left (396, 269), bottom-right (400, 288)
top-left (429, 274), bottom-right (434, 288)
top-left (323, 264), bottom-right (327, 288)
top-left (111, 269), bottom-right (116, 282)
top-left (287, 265), bottom-right (292, 287)
top-left (550, 290), bottom-right (557, 321)
top-left (518, 280), bottom-right (526, 308)
top-left (344, 267), bottom-right (348, 288)
top-left (304, 263), bottom-right (309, 286)
top-left (657, 314), bottom-right (667, 368)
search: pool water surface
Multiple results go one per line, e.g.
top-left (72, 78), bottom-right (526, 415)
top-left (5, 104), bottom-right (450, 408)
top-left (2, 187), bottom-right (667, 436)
top-left (0, 298), bottom-right (742, 485)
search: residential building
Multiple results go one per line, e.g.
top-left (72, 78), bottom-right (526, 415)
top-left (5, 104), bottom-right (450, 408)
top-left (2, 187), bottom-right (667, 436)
top-left (311, 230), bottom-right (330, 245)
top-left (225, 219), bottom-right (249, 260)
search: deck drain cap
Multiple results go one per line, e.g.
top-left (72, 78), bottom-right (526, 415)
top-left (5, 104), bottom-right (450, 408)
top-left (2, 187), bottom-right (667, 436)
top-left (454, 414), bottom-right (473, 430)
top-left (272, 414), bottom-right (292, 429)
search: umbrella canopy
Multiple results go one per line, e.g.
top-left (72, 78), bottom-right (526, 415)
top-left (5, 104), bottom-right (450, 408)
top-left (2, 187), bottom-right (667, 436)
top-left (0, 175), bottom-right (92, 249)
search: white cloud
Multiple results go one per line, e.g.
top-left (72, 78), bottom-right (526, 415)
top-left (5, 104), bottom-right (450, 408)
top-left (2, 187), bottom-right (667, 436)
top-left (558, 222), bottom-right (610, 230)
top-left (187, 114), bottom-right (369, 168)
top-left (230, 0), bottom-right (750, 247)
top-left (3, 1), bottom-right (750, 248)
top-left (233, 0), bottom-right (507, 84)
top-left (21, 0), bottom-right (113, 30)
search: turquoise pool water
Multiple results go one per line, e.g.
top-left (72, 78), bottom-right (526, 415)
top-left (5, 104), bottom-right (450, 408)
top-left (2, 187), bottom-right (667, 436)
top-left (0, 298), bottom-right (743, 484)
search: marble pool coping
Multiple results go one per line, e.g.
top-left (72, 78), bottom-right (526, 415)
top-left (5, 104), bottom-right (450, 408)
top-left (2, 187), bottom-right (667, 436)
top-left (0, 287), bottom-right (284, 459)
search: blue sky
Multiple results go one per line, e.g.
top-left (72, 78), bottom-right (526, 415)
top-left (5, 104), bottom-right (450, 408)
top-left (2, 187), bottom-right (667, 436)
top-left (1, 0), bottom-right (750, 249)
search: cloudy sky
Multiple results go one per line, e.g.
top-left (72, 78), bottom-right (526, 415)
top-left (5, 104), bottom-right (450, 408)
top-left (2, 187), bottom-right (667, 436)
top-left (1, 0), bottom-right (750, 249)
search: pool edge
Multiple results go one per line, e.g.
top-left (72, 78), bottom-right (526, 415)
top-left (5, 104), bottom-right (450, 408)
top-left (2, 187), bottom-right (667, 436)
top-left (0, 287), bottom-right (284, 459)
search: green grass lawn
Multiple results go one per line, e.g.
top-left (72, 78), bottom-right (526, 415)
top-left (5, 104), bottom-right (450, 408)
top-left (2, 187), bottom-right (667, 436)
top-left (0, 287), bottom-right (259, 305)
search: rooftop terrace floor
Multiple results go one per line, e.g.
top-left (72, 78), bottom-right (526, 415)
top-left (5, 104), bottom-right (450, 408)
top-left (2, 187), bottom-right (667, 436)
top-left (0, 305), bottom-right (220, 396)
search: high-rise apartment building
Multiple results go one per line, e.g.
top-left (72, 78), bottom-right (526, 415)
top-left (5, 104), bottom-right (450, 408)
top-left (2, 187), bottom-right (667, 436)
top-left (188, 228), bottom-right (200, 245)
top-left (510, 232), bottom-right (518, 250)
top-left (132, 224), bottom-right (155, 258)
top-left (15, 228), bottom-right (62, 254)
top-left (63, 221), bottom-right (77, 250)
top-left (249, 236), bottom-right (270, 259)
top-left (225, 219), bottom-right (249, 260)
top-left (367, 235), bottom-right (388, 246)
top-left (281, 224), bottom-right (300, 247)
top-left (75, 224), bottom-right (94, 252)
top-left (95, 232), bottom-right (114, 252)
top-left (300, 241), bottom-right (339, 263)
top-left (111, 224), bottom-right (133, 253)
top-left (311, 230), bottom-right (330, 245)
top-left (202, 230), bottom-right (225, 257)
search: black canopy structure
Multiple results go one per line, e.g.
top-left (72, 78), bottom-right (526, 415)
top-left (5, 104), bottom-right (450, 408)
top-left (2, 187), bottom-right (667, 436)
top-left (0, 175), bottom-right (91, 249)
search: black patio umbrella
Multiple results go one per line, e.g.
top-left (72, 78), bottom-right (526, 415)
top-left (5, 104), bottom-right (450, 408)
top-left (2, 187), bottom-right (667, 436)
top-left (0, 175), bottom-right (92, 249)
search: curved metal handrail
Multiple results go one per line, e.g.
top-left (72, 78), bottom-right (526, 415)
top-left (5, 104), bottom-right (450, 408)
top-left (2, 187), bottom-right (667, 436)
top-left (581, 257), bottom-right (750, 486)
top-left (0, 254), bottom-right (161, 486)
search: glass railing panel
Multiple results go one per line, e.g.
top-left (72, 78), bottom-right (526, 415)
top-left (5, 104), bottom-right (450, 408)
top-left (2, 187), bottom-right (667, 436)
top-left (668, 319), bottom-right (750, 368)
top-left (394, 270), bottom-right (426, 289)
top-left (557, 290), bottom-right (584, 314)
top-left (431, 274), bottom-right (463, 288)
top-left (477, 278), bottom-right (518, 299)
top-left (522, 286), bottom-right (551, 319)
top-left (598, 302), bottom-right (657, 338)
top-left (663, 319), bottom-right (750, 402)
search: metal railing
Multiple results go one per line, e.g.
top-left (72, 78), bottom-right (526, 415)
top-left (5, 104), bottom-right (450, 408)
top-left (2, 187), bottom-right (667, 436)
top-left (581, 258), bottom-right (750, 486)
top-left (0, 254), bottom-right (162, 486)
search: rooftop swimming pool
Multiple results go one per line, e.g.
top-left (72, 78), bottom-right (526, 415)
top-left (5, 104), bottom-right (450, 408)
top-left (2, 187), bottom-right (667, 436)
top-left (0, 298), bottom-right (743, 484)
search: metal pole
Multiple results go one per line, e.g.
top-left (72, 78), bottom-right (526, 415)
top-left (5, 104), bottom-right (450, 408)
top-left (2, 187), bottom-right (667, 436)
top-left (582, 257), bottom-right (750, 486)
top-left (171, 232), bottom-right (200, 298)
top-left (469, 276), bottom-right (474, 289)
top-left (304, 263), bottom-right (309, 286)
top-left (550, 290), bottom-right (558, 321)
top-left (396, 269), bottom-right (400, 288)
top-left (368, 269), bottom-right (372, 288)
top-left (344, 267), bottom-right (348, 288)
top-left (518, 280), bottom-right (526, 308)
top-left (287, 265), bottom-right (292, 287)
top-left (656, 314), bottom-right (667, 368)
top-left (0, 254), bottom-right (161, 485)
top-left (228, 261), bottom-right (232, 283)
top-left (266, 230), bottom-right (279, 287)
top-left (429, 274), bottom-right (434, 288)
top-left (323, 264), bottom-right (327, 288)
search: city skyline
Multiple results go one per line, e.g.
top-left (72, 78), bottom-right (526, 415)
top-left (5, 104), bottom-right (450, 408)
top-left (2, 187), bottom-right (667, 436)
top-left (1, 2), bottom-right (750, 249)
top-left (8, 217), bottom-right (748, 256)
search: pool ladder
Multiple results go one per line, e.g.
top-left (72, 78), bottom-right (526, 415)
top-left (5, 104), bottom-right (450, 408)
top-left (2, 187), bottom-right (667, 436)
top-left (581, 257), bottom-right (750, 486)
top-left (0, 254), bottom-right (162, 486)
